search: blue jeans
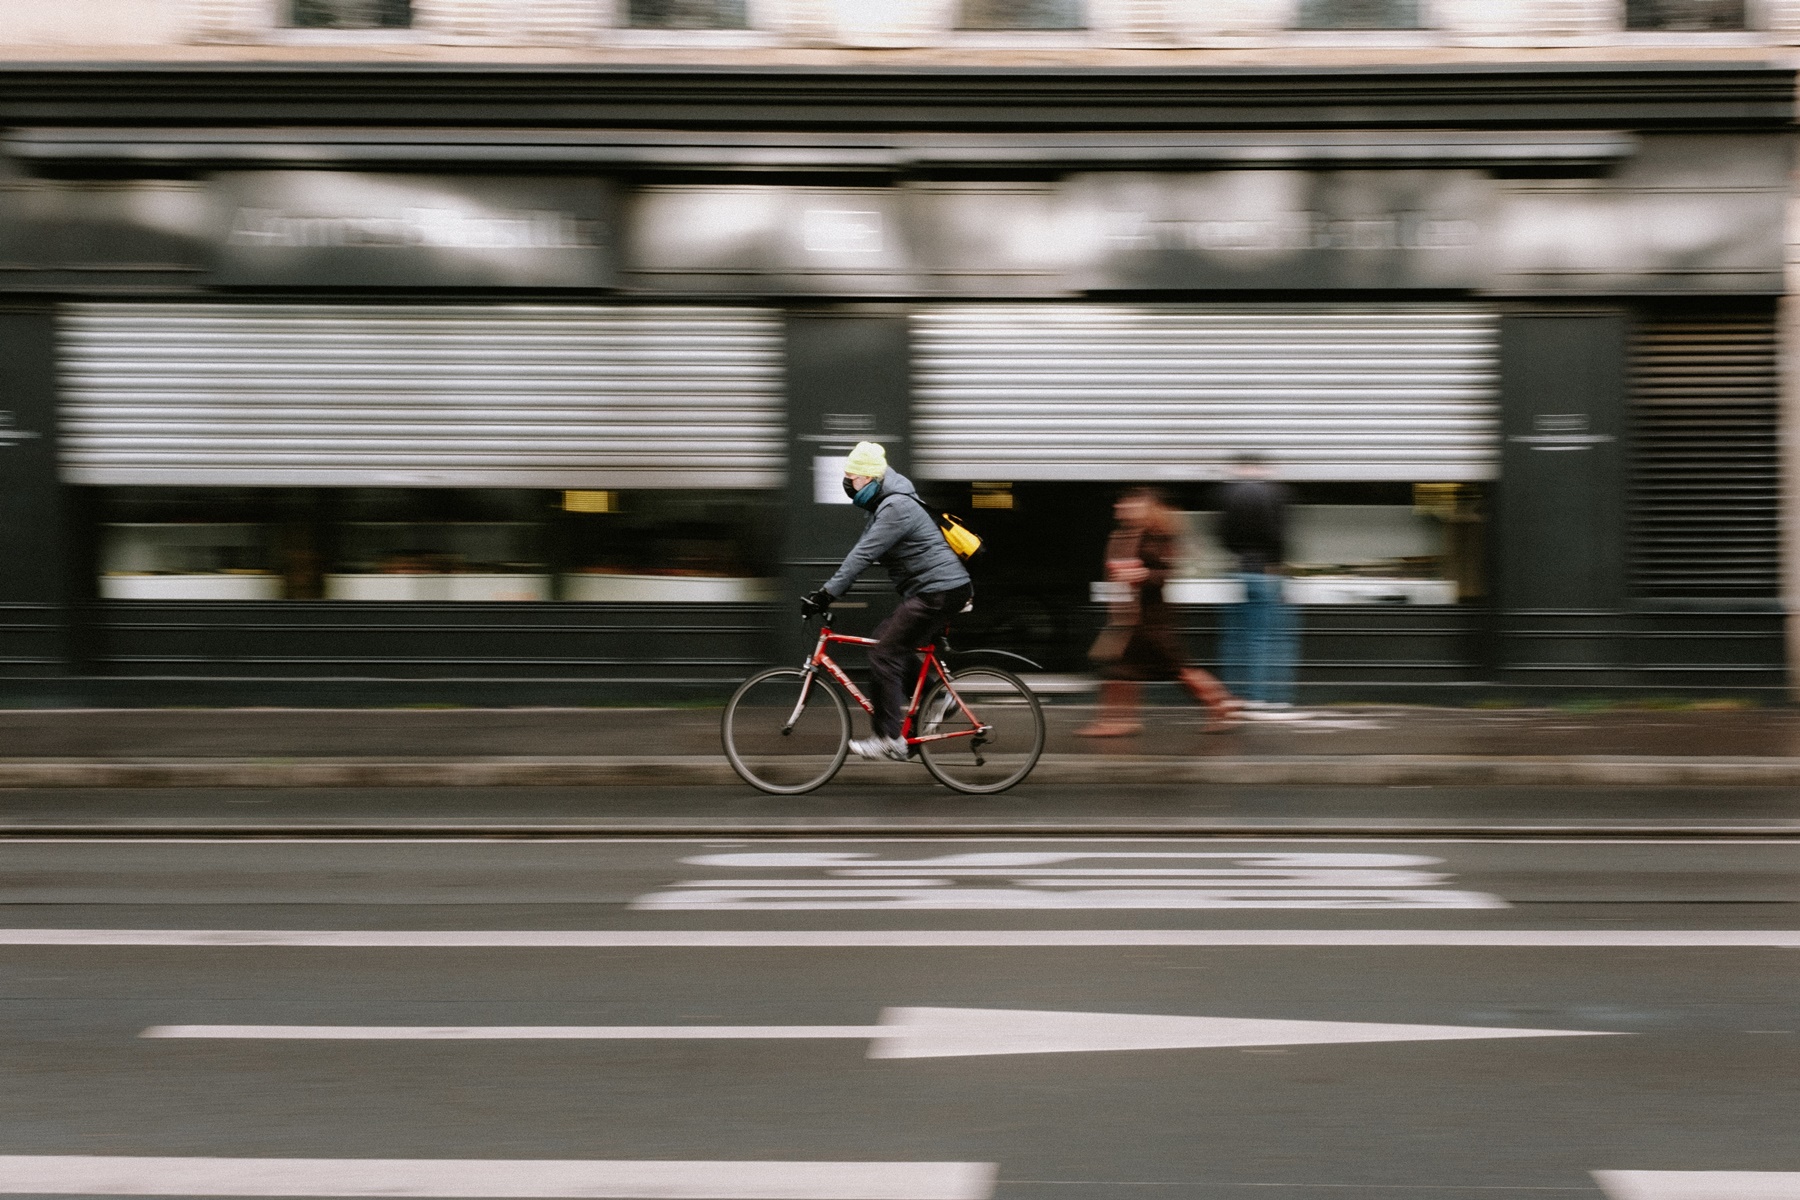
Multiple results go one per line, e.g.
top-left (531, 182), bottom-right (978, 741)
top-left (1222, 572), bottom-right (1298, 705)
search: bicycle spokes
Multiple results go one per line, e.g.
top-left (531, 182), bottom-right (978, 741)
top-left (916, 666), bottom-right (1044, 794)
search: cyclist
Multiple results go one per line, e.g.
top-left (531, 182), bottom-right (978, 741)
top-left (801, 441), bottom-right (972, 762)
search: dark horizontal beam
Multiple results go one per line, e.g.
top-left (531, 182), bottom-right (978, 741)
top-left (4, 126), bottom-right (1641, 170)
top-left (0, 61), bottom-right (1789, 130)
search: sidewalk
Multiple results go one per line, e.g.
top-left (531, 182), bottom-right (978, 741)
top-left (4, 702), bottom-right (1800, 790)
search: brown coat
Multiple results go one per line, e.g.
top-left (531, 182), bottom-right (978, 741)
top-left (1092, 524), bottom-right (1189, 682)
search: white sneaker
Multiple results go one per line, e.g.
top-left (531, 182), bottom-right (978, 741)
top-left (849, 735), bottom-right (911, 762)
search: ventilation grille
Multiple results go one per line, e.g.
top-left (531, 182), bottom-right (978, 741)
top-left (1629, 308), bottom-right (1780, 598)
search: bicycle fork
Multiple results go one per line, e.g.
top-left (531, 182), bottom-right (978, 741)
top-left (781, 666), bottom-right (817, 736)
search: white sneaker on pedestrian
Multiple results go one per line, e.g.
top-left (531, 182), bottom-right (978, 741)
top-left (849, 735), bottom-right (911, 762)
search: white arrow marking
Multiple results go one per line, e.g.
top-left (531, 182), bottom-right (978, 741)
top-left (144, 1007), bottom-right (1626, 1059)
top-left (1595, 1171), bottom-right (1800, 1200)
top-left (0, 1157), bottom-right (995, 1200)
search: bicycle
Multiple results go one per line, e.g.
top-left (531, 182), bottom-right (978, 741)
top-left (722, 608), bottom-right (1045, 796)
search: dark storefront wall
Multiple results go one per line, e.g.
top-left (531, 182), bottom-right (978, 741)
top-left (51, 299), bottom-right (789, 704)
top-left (1489, 305), bottom-right (1784, 697)
top-left (0, 78), bottom-right (1790, 700)
top-left (39, 295), bottom-right (1784, 705)
top-left (0, 307), bottom-right (74, 695)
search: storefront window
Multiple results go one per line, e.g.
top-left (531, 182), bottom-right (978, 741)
top-left (99, 489), bottom-right (283, 601)
top-left (95, 489), bottom-right (777, 603)
top-left (626, 0), bottom-right (749, 28)
top-left (958, 0), bottom-right (1085, 30)
top-left (327, 490), bottom-right (548, 602)
top-left (289, 0), bottom-right (412, 28)
top-left (1624, 0), bottom-right (1746, 29)
top-left (1293, 0), bottom-right (1424, 29)
top-left (1167, 483), bottom-right (1485, 605)
top-left (558, 489), bottom-right (779, 602)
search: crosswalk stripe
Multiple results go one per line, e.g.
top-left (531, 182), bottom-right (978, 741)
top-left (0, 1157), bottom-right (996, 1200)
top-left (0, 929), bottom-right (1793, 948)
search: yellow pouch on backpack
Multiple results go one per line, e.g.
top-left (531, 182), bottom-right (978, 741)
top-left (937, 511), bottom-right (983, 562)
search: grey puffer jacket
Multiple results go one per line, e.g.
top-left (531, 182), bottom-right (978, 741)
top-left (824, 470), bottom-right (972, 600)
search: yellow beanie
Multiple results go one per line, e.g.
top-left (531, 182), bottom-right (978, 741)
top-left (843, 441), bottom-right (888, 478)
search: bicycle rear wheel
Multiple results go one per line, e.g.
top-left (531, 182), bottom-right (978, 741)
top-left (916, 665), bottom-right (1044, 794)
top-left (722, 667), bottom-right (849, 795)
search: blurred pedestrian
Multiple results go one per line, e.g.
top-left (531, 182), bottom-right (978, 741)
top-left (1217, 453), bottom-right (1298, 710)
top-left (1080, 487), bottom-right (1240, 737)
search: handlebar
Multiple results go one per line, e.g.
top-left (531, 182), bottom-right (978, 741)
top-left (798, 599), bottom-right (866, 624)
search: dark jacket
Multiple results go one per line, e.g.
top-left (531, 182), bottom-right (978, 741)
top-left (825, 470), bottom-right (972, 599)
top-left (1217, 478), bottom-right (1291, 573)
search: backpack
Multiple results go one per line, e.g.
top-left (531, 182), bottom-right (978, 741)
top-left (907, 495), bottom-right (986, 563)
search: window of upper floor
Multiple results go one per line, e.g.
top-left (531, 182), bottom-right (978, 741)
top-left (957, 0), bottom-right (1086, 31)
top-left (625, 0), bottom-right (750, 29)
top-left (1292, 0), bottom-right (1425, 29)
top-left (1624, 0), bottom-right (1747, 30)
top-left (287, 0), bottom-right (412, 28)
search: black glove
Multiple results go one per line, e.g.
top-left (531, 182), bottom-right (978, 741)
top-left (799, 588), bottom-right (835, 617)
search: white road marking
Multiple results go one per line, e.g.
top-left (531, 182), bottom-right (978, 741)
top-left (144, 1025), bottom-right (889, 1041)
top-left (142, 1007), bottom-right (1625, 1059)
top-left (4, 929), bottom-right (1795, 947)
top-left (0, 1157), bottom-right (995, 1200)
top-left (870, 1007), bottom-right (1623, 1059)
top-left (640, 850), bottom-right (1507, 910)
top-left (1595, 1171), bottom-right (1800, 1199)
top-left (636, 889), bottom-right (1506, 909)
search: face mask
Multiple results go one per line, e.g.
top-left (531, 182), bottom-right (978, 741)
top-left (844, 476), bottom-right (881, 508)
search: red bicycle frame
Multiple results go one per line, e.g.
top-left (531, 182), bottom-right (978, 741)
top-left (788, 614), bottom-right (989, 746)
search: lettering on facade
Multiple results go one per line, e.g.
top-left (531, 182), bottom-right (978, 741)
top-left (227, 206), bottom-right (604, 251)
top-left (0, 412), bottom-right (41, 446)
top-left (1104, 210), bottom-right (1479, 253)
top-left (1509, 412), bottom-right (1614, 452)
top-left (822, 412), bottom-right (876, 435)
top-left (801, 209), bottom-right (885, 254)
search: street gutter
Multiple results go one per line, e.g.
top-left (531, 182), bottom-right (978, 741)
top-left (5, 754), bottom-right (1800, 788)
top-left (0, 821), bottom-right (1796, 839)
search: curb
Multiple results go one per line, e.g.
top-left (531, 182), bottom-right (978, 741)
top-left (4, 754), bottom-right (1800, 788)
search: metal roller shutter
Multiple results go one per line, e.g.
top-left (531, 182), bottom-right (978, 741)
top-left (59, 303), bottom-right (785, 489)
top-left (913, 304), bottom-right (1498, 481)
top-left (1629, 307), bottom-right (1780, 599)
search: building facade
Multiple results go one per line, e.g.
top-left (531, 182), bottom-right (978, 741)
top-left (0, 0), bottom-right (1793, 702)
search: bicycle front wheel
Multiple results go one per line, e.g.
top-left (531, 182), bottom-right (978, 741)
top-left (917, 665), bottom-right (1045, 794)
top-left (722, 667), bottom-right (849, 795)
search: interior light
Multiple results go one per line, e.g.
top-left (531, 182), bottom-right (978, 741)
top-left (564, 490), bottom-right (620, 514)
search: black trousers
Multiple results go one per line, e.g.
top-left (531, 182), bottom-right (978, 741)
top-left (867, 585), bottom-right (973, 739)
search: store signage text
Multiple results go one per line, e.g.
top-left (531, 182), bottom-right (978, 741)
top-left (212, 172), bottom-right (615, 289)
top-left (801, 209), bottom-right (885, 254)
top-left (1105, 210), bottom-right (1480, 254)
top-left (227, 206), bottom-right (603, 251)
top-left (0, 412), bottom-right (40, 447)
top-left (1509, 412), bottom-right (1614, 452)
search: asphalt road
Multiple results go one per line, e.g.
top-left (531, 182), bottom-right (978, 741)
top-left (0, 784), bottom-right (1797, 833)
top-left (0, 835), bottom-right (1795, 1200)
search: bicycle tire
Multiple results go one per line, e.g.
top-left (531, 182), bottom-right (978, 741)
top-left (722, 667), bottom-right (850, 795)
top-left (916, 665), bottom-right (1044, 794)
